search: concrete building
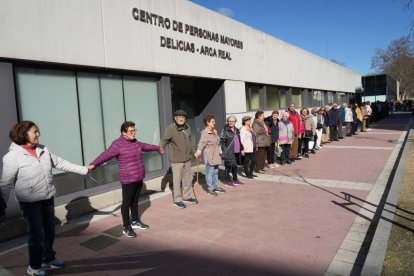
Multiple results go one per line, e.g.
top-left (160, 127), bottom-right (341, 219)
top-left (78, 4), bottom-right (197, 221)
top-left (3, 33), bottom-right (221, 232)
top-left (362, 74), bottom-right (399, 102)
top-left (0, 0), bottom-right (361, 238)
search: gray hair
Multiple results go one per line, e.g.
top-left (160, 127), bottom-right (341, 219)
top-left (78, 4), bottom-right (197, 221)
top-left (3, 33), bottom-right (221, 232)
top-left (282, 112), bottom-right (290, 118)
top-left (226, 115), bottom-right (237, 123)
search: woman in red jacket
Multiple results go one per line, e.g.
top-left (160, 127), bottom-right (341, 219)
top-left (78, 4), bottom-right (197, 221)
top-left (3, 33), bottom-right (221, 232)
top-left (89, 121), bottom-right (163, 238)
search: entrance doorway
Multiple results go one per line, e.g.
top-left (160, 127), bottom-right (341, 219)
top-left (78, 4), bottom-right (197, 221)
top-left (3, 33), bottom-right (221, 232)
top-left (170, 77), bottom-right (225, 147)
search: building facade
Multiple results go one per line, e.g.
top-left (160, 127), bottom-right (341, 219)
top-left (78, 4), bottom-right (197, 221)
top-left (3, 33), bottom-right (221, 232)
top-left (0, 0), bottom-right (361, 219)
top-left (362, 74), bottom-right (399, 102)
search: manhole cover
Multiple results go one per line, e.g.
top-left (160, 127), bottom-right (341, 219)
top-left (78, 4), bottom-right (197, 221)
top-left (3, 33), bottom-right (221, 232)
top-left (80, 234), bottom-right (119, 251)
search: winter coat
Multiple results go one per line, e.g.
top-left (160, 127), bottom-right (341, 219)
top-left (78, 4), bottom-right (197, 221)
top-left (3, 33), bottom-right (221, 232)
top-left (91, 135), bottom-right (160, 184)
top-left (240, 126), bottom-right (255, 153)
top-left (0, 143), bottom-right (88, 213)
top-left (338, 107), bottom-right (345, 123)
top-left (278, 120), bottom-right (294, 145)
top-left (160, 123), bottom-right (194, 163)
top-left (361, 106), bottom-right (368, 119)
top-left (352, 108), bottom-right (358, 123)
top-left (323, 111), bottom-right (330, 127)
top-left (196, 128), bottom-right (222, 166)
top-left (287, 110), bottom-right (302, 136)
top-left (355, 106), bottom-right (362, 121)
top-left (220, 124), bottom-right (243, 166)
top-left (264, 116), bottom-right (280, 143)
top-left (344, 107), bottom-right (353, 122)
top-left (301, 115), bottom-right (316, 137)
top-left (252, 119), bottom-right (271, 147)
top-left (328, 108), bottom-right (339, 126)
top-left (316, 114), bottom-right (325, 129)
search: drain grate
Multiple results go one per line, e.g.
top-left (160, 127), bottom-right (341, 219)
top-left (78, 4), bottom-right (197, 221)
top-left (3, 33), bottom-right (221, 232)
top-left (80, 234), bottom-right (119, 251)
top-left (103, 224), bottom-right (123, 238)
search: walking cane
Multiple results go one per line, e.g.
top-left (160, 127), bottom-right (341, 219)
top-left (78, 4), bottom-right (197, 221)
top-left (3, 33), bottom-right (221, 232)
top-left (194, 159), bottom-right (200, 204)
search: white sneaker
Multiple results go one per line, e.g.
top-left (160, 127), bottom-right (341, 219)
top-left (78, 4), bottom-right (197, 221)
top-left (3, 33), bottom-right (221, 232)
top-left (41, 259), bottom-right (65, 269)
top-left (27, 266), bottom-right (46, 276)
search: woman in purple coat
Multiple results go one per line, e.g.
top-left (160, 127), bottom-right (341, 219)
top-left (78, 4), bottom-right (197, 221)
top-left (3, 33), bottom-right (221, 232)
top-left (89, 121), bottom-right (163, 238)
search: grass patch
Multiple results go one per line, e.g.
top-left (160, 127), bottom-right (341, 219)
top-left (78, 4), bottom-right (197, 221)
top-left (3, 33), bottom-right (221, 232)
top-left (382, 138), bottom-right (414, 275)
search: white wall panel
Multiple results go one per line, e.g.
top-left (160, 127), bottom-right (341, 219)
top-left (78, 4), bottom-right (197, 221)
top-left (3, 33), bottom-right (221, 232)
top-left (224, 80), bottom-right (246, 114)
top-left (0, 0), bottom-right (106, 66)
top-left (0, 0), bottom-right (361, 92)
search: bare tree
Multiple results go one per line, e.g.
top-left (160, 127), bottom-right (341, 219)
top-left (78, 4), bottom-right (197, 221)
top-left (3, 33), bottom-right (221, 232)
top-left (404, 0), bottom-right (414, 40)
top-left (371, 36), bottom-right (414, 99)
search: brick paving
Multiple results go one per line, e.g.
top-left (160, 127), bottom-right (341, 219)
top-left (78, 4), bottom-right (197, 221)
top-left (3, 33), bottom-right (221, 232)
top-left (0, 113), bottom-right (411, 276)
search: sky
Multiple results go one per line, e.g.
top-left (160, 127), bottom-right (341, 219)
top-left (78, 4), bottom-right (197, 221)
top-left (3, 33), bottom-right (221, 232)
top-left (191, 0), bottom-right (413, 75)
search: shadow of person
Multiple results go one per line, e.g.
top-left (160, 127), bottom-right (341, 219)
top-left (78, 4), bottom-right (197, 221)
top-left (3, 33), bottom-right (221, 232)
top-left (160, 167), bottom-right (173, 192)
top-left (57, 197), bottom-right (116, 238)
top-left (138, 183), bottom-right (153, 220)
top-left (192, 171), bottom-right (208, 193)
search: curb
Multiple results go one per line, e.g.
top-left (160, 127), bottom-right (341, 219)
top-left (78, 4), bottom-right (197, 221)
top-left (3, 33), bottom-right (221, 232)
top-left (360, 120), bottom-right (414, 275)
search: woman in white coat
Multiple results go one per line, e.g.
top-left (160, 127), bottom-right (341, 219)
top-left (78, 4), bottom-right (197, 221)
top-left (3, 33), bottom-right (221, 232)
top-left (0, 121), bottom-right (89, 276)
top-left (239, 116), bottom-right (257, 179)
top-left (344, 103), bottom-right (354, 136)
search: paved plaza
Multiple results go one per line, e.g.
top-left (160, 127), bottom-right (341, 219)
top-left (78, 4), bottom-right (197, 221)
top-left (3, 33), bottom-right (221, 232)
top-left (0, 113), bottom-right (412, 276)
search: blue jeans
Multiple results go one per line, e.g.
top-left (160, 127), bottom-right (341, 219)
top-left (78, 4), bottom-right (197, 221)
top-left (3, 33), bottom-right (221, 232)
top-left (205, 163), bottom-right (219, 191)
top-left (20, 197), bottom-right (56, 269)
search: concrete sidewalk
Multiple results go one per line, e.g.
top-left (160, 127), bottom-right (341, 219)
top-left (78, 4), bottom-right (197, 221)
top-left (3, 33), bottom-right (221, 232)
top-left (0, 113), bottom-right (412, 276)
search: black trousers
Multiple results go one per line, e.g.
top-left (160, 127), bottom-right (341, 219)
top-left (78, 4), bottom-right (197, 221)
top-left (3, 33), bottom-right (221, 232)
top-left (280, 144), bottom-right (291, 164)
top-left (267, 144), bottom-right (276, 164)
top-left (225, 165), bottom-right (238, 181)
top-left (121, 181), bottom-right (143, 227)
top-left (329, 126), bottom-right (338, 140)
top-left (20, 197), bottom-right (56, 269)
top-left (298, 138), bottom-right (309, 155)
top-left (312, 134), bottom-right (318, 149)
top-left (243, 152), bottom-right (256, 176)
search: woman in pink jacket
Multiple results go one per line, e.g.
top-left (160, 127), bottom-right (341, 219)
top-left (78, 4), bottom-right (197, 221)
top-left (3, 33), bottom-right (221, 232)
top-left (195, 115), bottom-right (226, 196)
top-left (89, 121), bottom-right (162, 238)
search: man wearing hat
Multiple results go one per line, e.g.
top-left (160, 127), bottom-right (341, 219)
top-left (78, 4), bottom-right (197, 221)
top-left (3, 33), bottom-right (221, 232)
top-left (160, 110), bottom-right (196, 209)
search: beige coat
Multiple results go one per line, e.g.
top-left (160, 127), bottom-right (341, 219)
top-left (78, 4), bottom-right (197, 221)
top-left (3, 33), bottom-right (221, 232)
top-left (196, 127), bottom-right (222, 166)
top-left (302, 115), bottom-right (316, 136)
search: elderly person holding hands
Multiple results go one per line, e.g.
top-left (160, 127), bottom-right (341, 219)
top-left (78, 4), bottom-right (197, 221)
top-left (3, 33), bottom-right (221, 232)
top-left (0, 121), bottom-right (89, 276)
top-left (252, 110), bottom-right (270, 173)
top-left (240, 116), bottom-right (257, 178)
top-left (89, 121), bottom-right (162, 238)
top-left (220, 115), bottom-right (243, 186)
top-left (194, 115), bottom-right (226, 196)
top-left (278, 113), bottom-right (294, 165)
top-left (160, 110), bottom-right (196, 209)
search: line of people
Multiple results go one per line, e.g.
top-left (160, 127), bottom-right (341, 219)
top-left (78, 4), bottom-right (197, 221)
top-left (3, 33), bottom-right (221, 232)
top-left (0, 102), bottom-right (388, 275)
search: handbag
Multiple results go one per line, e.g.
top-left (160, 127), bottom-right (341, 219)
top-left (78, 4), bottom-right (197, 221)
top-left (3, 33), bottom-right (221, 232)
top-left (275, 142), bottom-right (283, 157)
top-left (304, 130), bottom-right (313, 138)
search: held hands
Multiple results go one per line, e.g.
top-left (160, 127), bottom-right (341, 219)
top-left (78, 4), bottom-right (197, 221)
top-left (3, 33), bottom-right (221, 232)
top-left (194, 152), bottom-right (201, 160)
top-left (87, 164), bottom-right (95, 172)
top-left (159, 148), bottom-right (164, 155)
top-left (241, 150), bottom-right (245, 156)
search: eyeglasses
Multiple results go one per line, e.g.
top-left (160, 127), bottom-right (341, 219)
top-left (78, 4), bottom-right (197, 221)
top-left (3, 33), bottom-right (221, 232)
top-left (127, 129), bottom-right (136, 133)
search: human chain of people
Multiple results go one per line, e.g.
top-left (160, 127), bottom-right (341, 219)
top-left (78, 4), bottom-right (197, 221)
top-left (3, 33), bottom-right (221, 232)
top-left (0, 100), bottom-right (394, 276)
